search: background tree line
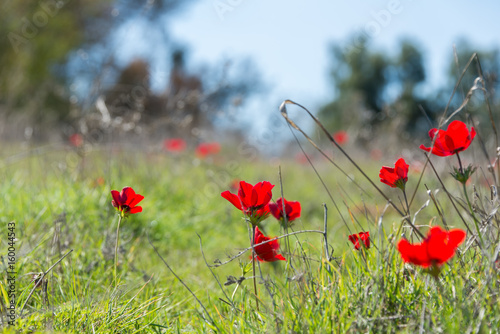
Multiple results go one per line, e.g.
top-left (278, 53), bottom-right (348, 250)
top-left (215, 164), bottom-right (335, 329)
top-left (1, 1), bottom-right (499, 145)
top-left (0, 0), bottom-right (259, 141)
top-left (319, 35), bottom-right (500, 146)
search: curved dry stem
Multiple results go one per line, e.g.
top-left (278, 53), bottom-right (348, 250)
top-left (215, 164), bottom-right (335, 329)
top-left (279, 99), bottom-right (425, 239)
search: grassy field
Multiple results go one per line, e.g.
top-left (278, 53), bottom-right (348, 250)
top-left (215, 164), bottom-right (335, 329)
top-left (1, 134), bottom-right (500, 333)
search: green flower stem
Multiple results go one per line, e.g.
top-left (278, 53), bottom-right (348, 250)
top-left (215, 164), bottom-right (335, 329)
top-left (114, 215), bottom-right (123, 284)
top-left (461, 181), bottom-right (484, 245)
top-left (456, 152), bottom-right (483, 244)
top-left (456, 152), bottom-right (464, 174)
top-left (402, 188), bottom-right (410, 217)
top-left (251, 224), bottom-right (260, 311)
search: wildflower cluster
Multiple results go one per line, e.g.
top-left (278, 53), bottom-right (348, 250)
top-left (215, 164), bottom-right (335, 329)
top-left (377, 119), bottom-right (473, 272)
top-left (221, 180), bottom-right (302, 262)
top-left (105, 120), bottom-right (474, 295)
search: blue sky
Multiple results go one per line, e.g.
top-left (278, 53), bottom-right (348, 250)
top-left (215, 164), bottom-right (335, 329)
top-left (114, 1), bottom-right (500, 139)
top-left (166, 1), bottom-right (499, 107)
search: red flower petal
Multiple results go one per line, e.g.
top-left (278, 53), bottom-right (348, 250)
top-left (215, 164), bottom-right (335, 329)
top-left (394, 158), bottom-right (409, 180)
top-left (129, 206), bottom-right (142, 214)
top-left (121, 187), bottom-right (136, 206)
top-left (379, 158), bottom-right (408, 188)
top-left (253, 181), bottom-right (274, 208)
top-left (238, 181), bottom-right (255, 210)
top-left (110, 187), bottom-right (144, 216)
top-left (287, 201), bottom-right (301, 221)
top-left (397, 226), bottom-right (466, 269)
top-left (221, 190), bottom-right (243, 211)
top-left (420, 120), bottom-right (475, 157)
top-left (359, 232), bottom-right (370, 248)
top-left (447, 120), bottom-right (470, 150)
top-left (111, 190), bottom-right (121, 207)
top-left (398, 239), bottom-right (432, 267)
top-left (380, 167), bottom-right (398, 187)
top-left (268, 202), bottom-right (281, 220)
top-left (349, 232), bottom-right (370, 250)
top-left (426, 227), bottom-right (454, 264)
top-left (129, 194), bottom-right (144, 208)
top-left (448, 229), bottom-right (467, 248)
top-left (272, 254), bottom-right (286, 261)
top-left (253, 227), bottom-right (286, 262)
top-left (222, 181), bottom-right (275, 221)
top-left (268, 198), bottom-right (302, 222)
top-left (348, 234), bottom-right (360, 250)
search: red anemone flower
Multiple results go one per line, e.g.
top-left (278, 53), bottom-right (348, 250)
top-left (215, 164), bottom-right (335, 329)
top-left (164, 138), bottom-right (186, 153)
top-left (253, 227), bottom-right (286, 262)
top-left (196, 142), bottom-right (221, 158)
top-left (397, 226), bottom-right (466, 269)
top-left (419, 120), bottom-right (476, 157)
top-left (221, 181), bottom-right (274, 220)
top-left (348, 232), bottom-right (370, 250)
top-left (379, 158), bottom-right (409, 190)
top-left (69, 133), bottom-right (83, 148)
top-left (333, 130), bottom-right (349, 145)
top-left (111, 187), bottom-right (144, 217)
top-left (268, 198), bottom-right (301, 222)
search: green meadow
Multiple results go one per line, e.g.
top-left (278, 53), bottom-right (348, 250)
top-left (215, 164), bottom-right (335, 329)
top-left (1, 130), bottom-right (499, 333)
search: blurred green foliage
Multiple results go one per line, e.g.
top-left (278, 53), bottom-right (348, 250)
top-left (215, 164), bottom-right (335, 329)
top-left (0, 0), bottom-right (113, 121)
top-left (0, 0), bottom-right (193, 126)
top-left (319, 34), bottom-right (500, 141)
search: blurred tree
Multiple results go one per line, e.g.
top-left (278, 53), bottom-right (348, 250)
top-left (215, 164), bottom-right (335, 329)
top-left (92, 48), bottom-right (262, 140)
top-left (319, 36), bottom-right (500, 143)
top-left (319, 35), bottom-right (500, 147)
top-left (0, 0), bottom-right (194, 138)
top-left (1, 0), bottom-right (261, 141)
top-left (390, 39), bottom-right (436, 135)
top-left (0, 1), bottom-right (118, 122)
top-left (0, 0), bottom-right (105, 126)
top-left (318, 35), bottom-right (391, 138)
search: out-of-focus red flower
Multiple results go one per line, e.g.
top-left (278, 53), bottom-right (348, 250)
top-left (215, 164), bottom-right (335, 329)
top-left (370, 149), bottom-right (382, 161)
top-left (379, 158), bottom-right (409, 190)
top-left (69, 133), bottom-right (83, 148)
top-left (196, 142), bottom-right (221, 158)
top-left (111, 187), bottom-right (144, 217)
top-left (254, 227), bottom-right (286, 262)
top-left (397, 226), bottom-right (466, 271)
top-left (229, 179), bottom-right (240, 192)
top-left (164, 138), bottom-right (186, 153)
top-left (348, 232), bottom-right (370, 250)
top-left (221, 181), bottom-right (274, 221)
top-left (420, 120), bottom-right (476, 157)
top-left (268, 198), bottom-right (301, 222)
top-left (92, 177), bottom-right (105, 188)
top-left (411, 160), bottom-right (424, 174)
top-left (295, 152), bottom-right (308, 165)
top-left (333, 130), bottom-right (349, 145)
